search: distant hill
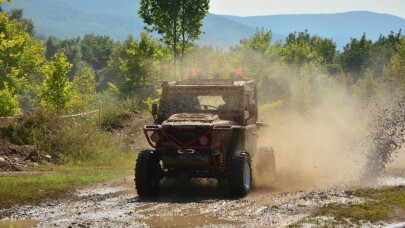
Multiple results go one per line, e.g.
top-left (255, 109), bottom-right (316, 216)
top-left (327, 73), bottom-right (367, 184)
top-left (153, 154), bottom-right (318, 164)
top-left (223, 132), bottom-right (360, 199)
top-left (223, 11), bottom-right (405, 49)
top-left (3, 0), bottom-right (405, 49)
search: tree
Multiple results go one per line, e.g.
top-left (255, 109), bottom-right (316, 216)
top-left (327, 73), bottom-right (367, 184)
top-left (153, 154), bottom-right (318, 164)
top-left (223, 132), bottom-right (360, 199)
top-left (109, 33), bottom-right (166, 100)
top-left (45, 36), bottom-right (58, 60)
top-left (384, 36), bottom-right (405, 84)
top-left (339, 33), bottom-right (372, 80)
top-left (66, 65), bottom-right (96, 113)
top-left (8, 8), bottom-right (35, 36)
top-left (0, 82), bottom-right (20, 116)
top-left (281, 30), bottom-right (337, 67)
top-left (239, 28), bottom-right (277, 55)
top-left (139, 0), bottom-right (209, 77)
top-left (38, 51), bottom-right (72, 112)
top-left (368, 30), bottom-right (402, 75)
top-left (0, 11), bottom-right (44, 98)
top-left (80, 34), bottom-right (115, 70)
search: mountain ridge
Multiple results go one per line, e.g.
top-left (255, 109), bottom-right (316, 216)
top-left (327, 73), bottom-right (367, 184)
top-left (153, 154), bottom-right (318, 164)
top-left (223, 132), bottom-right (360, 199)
top-left (3, 1), bottom-right (405, 49)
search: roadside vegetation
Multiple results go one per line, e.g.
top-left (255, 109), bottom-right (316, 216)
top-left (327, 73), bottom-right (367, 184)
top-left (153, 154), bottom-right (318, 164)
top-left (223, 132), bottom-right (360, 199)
top-left (291, 186), bottom-right (405, 226)
top-left (317, 187), bottom-right (405, 223)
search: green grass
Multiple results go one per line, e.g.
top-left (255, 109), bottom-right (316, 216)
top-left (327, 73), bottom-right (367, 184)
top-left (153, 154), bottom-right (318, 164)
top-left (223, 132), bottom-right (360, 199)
top-left (0, 168), bottom-right (133, 209)
top-left (312, 186), bottom-right (405, 224)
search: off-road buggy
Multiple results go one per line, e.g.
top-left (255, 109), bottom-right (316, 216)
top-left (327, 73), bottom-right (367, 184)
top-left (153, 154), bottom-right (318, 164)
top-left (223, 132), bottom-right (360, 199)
top-left (135, 77), bottom-right (275, 197)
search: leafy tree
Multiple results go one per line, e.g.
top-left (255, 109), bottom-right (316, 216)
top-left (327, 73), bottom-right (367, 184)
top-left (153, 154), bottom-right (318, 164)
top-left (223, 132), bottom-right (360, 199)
top-left (240, 28), bottom-right (273, 53)
top-left (0, 11), bottom-right (44, 94)
top-left (384, 36), bottom-right (405, 83)
top-left (80, 34), bottom-right (115, 70)
top-left (368, 30), bottom-right (402, 75)
top-left (45, 36), bottom-right (58, 60)
top-left (0, 82), bottom-right (20, 116)
top-left (109, 33), bottom-right (166, 100)
top-left (66, 65), bottom-right (96, 113)
top-left (8, 8), bottom-right (35, 36)
top-left (38, 51), bottom-right (72, 112)
top-left (58, 37), bottom-right (81, 64)
top-left (139, 0), bottom-right (209, 77)
top-left (281, 31), bottom-right (321, 66)
top-left (281, 30), bottom-right (337, 67)
top-left (310, 36), bottom-right (337, 65)
top-left (339, 33), bottom-right (372, 80)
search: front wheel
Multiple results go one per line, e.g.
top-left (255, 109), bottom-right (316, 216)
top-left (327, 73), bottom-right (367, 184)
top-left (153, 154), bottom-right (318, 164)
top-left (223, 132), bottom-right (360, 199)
top-left (135, 150), bottom-right (162, 197)
top-left (228, 152), bottom-right (252, 197)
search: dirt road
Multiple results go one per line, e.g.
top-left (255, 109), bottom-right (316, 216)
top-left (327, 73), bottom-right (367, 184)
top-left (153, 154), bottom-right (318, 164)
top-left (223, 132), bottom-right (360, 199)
top-left (2, 172), bottom-right (404, 228)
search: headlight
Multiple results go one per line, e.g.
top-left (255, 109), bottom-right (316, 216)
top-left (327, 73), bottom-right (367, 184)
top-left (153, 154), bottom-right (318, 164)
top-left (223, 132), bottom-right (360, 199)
top-left (199, 136), bottom-right (210, 146)
top-left (150, 132), bottom-right (161, 142)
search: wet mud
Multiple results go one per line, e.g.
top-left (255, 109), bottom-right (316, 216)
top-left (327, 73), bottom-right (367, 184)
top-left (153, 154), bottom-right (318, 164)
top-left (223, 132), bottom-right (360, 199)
top-left (2, 172), bottom-right (404, 227)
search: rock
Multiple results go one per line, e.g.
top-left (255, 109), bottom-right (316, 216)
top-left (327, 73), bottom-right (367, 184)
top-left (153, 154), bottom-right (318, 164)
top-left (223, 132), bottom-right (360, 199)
top-left (44, 154), bottom-right (52, 162)
top-left (0, 156), bottom-right (5, 162)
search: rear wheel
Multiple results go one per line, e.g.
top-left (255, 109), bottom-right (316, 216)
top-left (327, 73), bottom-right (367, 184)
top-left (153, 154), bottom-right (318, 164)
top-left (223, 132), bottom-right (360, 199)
top-left (228, 152), bottom-right (252, 197)
top-left (135, 150), bottom-right (162, 197)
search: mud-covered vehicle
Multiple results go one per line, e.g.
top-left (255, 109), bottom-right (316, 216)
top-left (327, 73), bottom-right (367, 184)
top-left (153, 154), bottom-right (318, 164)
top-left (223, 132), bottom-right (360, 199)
top-left (135, 77), bottom-right (275, 197)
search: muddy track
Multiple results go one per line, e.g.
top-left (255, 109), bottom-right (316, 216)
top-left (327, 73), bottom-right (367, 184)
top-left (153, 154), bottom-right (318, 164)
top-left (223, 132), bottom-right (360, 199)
top-left (1, 174), bottom-right (404, 228)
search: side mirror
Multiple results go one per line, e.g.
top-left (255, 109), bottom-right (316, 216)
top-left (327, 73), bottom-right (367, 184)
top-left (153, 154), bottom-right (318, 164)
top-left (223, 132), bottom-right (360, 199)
top-left (151, 103), bottom-right (158, 116)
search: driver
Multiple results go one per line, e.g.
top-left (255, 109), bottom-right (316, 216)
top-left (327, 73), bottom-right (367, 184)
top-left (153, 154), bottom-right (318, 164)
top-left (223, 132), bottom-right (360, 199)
top-left (218, 94), bottom-right (240, 112)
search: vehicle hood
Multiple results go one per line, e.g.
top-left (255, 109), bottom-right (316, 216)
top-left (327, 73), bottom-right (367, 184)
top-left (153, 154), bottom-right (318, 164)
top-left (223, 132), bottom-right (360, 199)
top-left (162, 113), bottom-right (236, 127)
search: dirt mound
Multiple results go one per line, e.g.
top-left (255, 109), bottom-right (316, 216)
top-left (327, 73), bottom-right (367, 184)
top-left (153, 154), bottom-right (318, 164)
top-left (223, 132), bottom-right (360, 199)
top-left (0, 142), bottom-right (52, 171)
top-left (103, 111), bottom-right (153, 151)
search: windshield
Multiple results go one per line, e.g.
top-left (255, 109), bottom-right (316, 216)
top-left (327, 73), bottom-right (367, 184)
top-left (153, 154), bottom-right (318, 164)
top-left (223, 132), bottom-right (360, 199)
top-left (160, 92), bottom-right (242, 114)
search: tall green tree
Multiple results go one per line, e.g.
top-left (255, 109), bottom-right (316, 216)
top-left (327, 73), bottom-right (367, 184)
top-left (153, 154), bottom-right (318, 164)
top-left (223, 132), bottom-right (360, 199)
top-left (38, 51), bottom-right (72, 112)
top-left (384, 36), bottom-right (405, 84)
top-left (0, 10), bottom-right (44, 110)
top-left (8, 8), bottom-right (35, 36)
top-left (80, 34), bottom-right (115, 70)
top-left (66, 65), bottom-right (96, 113)
top-left (339, 33), bottom-right (372, 80)
top-left (139, 0), bottom-right (209, 77)
top-left (368, 30), bottom-right (402, 75)
top-left (281, 30), bottom-right (337, 67)
top-left (109, 33), bottom-right (166, 100)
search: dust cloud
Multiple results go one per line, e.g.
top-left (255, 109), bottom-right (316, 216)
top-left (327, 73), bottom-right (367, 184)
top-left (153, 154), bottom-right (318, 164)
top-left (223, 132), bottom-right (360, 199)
top-left (176, 48), bottom-right (405, 191)
top-left (257, 84), bottom-right (405, 191)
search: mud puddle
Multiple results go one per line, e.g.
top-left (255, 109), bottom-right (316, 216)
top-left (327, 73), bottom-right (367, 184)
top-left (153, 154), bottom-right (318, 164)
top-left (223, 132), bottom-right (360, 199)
top-left (0, 174), bottom-right (403, 227)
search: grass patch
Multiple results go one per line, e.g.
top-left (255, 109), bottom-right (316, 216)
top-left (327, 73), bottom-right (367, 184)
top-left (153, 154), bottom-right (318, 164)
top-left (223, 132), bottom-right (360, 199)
top-left (0, 168), bottom-right (133, 209)
top-left (0, 107), bottom-right (140, 210)
top-left (312, 186), bottom-right (405, 224)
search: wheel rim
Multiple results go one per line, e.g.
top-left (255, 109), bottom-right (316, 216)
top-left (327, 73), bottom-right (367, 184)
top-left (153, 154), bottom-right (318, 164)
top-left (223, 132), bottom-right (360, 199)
top-left (243, 160), bottom-right (251, 190)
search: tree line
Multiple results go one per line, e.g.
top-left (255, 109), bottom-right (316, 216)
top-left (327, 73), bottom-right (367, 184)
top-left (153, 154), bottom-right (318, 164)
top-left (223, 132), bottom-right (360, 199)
top-left (0, 6), bottom-right (404, 116)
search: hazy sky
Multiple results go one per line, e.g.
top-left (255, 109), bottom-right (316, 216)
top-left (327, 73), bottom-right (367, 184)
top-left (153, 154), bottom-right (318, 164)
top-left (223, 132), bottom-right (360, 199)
top-left (210, 0), bottom-right (405, 19)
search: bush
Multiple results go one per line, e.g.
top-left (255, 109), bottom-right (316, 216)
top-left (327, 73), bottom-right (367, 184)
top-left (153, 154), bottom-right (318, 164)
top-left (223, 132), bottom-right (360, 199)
top-left (0, 108), bottom-right (133, 167)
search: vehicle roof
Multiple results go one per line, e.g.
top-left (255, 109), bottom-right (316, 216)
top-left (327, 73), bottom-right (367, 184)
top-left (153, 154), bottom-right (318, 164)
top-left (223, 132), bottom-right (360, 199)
top-left (164, 78), bottom-right (254, 88)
